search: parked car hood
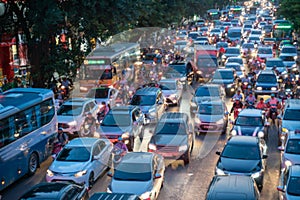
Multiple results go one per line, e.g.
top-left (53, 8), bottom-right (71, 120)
top-left (50, 161), bottom-right (88, 173)
top-left (198, 114), bottom-right (223, 123)
top-left (283, 154), bottom-right (300, 165)
top-left (232, 125), bottom-right (263, 136)
top-left (255, 82), bottom-right (278, 87)
top-left (111, 179), bottom-right (152, 195)
top-left (152, 134), bottom-right (187, 146)
top-left (282, 121), bottom-right (300, 132)
top-left (211, 79), bottom-right (234, 85)
top-left (218, 157), bottom-right (261, 173)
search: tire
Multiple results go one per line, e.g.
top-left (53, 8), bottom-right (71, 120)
top-left (183, 151), bottom-right (190, 165)
top-left (88, 172), bottom-right (94, 189)
top-left (28, 153), bottom-right (38, 176)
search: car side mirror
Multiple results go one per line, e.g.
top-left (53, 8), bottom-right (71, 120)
top-left (262, 155), bottom-right (268, 159)
top-left (278, 146), bottom-right (285, 151)
top-left (216, 151), bottom-right (221, 155)
top-left (277, 186), bottom-right (285, 192)
top-left (154, 173), bottom-right (162, 179)
top-left (107, 171), bottom-right (113, 177)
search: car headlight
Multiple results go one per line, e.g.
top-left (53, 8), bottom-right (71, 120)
top-left (251, 171), bottom-right (262, 179)
top-left (216, 119), bottom-right (223, 125)
top-left (231, 130), bottom-right (237, 136)
top-left (179, 145), bottom-right (188, 152)
top-left (222, 55), bottom-right (226, 59)
top-left (107, 186), bottom-right (112, 193)
top-left (140, 191), bottom-right (151, 199)
top-left (258, 131), bottom-right (264, 138)
top-left (294, 56), bottom-right (298, 60)
top-left (282, 128), bottom-right (289, 133)
top-left (271, 87), bottom-right (277, 91)
top-left (79, 87), bottom-right (88, 92)
top-left (215, 167), bottom-right (225, 175)
top-left (74, 170), bottom-right (87, 177)
top-left (68, 121), bottom-right (77, 126)
top-left (285, 160), bottom-right (292, 167)
top-left (148, 143), bottom-right (157, 151)
top-left (227, 84), bottom-right (233, 88)
top-left (47, 169), bottom-right (54, 177)
top-left (256, 87), bottom-right (262, 90)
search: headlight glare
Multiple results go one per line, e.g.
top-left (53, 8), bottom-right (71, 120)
top-left (179, 145), bottom-right (188, 152)
top-left (47, 169), bottom-right (54, 177)
top-left (74, 170), bottom-right (87, 177)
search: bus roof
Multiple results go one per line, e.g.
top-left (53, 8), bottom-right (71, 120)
top-left (0, 88), bottom-right (53, 119)
top-left (86, 42), bottom-right (139, 59)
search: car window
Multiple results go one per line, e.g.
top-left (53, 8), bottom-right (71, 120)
top-left (257, 74), bottom-right (277, 83)
top-left (131, 95), bottom-right (156, 106)
top-left (57, 105), bottom-right (82, 116)
top-left (102, 113), bottom-right (131, 127)
top-left (195, 87), bottom-right (220, 97)
top-left (84, 103), bottom-right (90, 113)
top-left (57, 147), bottom-right (91, 162)
top-left (236, 116), bottom-right (263, 126)
top-left (285, 139), bottom-right (300, 154)
top-left (213, 71), bottom-right (234, 79)
top-left (156, 122), bottom-right (187, 135)
top-left (222, 144), bottom-right (260, 160)
top-left (287, 176), bottom-right (300, 196)
top-left (283, 109), bottom-right (300, 120)
top-left (62, 187), bottom-right (79, 200)
top-left (114, 163), bottom-right (152, 181)
top-left (93, 144), bottom-right (101, 156)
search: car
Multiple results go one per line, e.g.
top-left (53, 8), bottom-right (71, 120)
top-left (89, 193), bottom-right (142, 200)
top-left (242, 24), bottom-right (253, 34)
top-left (194, 100), bottom-right (228, 134)
top-left (211, 68), bottom-right (238, 96)
top-left (262, 24), bottom-right (272, 37)
top-left (278, 40), bottom-right (293, 51)
top-left (148, 112), bottom-right (194, 164)
top-left (85, 86), bottom-right (119, 107)
top-left (57, 98), bottom-right (98, 137)
top-left (254, 70), bottom-right (279, 97)
top-left (241, 43), bottom-right (255, 58)
top-left (174, 40), bottom-right (189, 52)
top-left (227, 27), bottom-right (242, 43)
top-left (224, 62), bottom-right (244, 79)
top-left (256, 46), bottom-right (273, 60)
top-left (188, 31), bottom-right (201, 40)
top-left (279, 99), bottom-right (300, 147)
top-left (277, 165), bottom-right (300, 199)
top-left (250, 29), bottom-right (262, 37)
top-left (206, 175), bottom-right (260, 200)
top-left (190, 84), bottom-right (225, 114)
top-left (248, 35), bottom-right (261, 44)
top-left (279, 55), bottom-right (297, 69)
top-left (258, 21), bottom-right (267, 29)
top-left (130, 87), bottom-right (167, 124)
top-left (194, 36), bottom-right (210, 44)
top-left (167, 60), bottom-right (194, 85)
top-left (159, 79), bottom-right (183, 106)
top-left (222, 47), bottom-right (241, 64)
top-left (263, 37), bottom-right (276, 47)
top-left (230, 109), bottom-right (269, 141)
top-left (215, 136), bottom-right (268, 190)
top-left (98, 106), bottom-right (145, 151)
top-left (265, 58), bottom-right (286, 75)
top-left (107, 152), bottom-right (165, 200)
top-left (280, 46), bottom-right (298, 59)
top-left (279, 130), bottom-right (300, 170)
top-left (46, 138), bottom-right (113, 188)
top-left (209, 28), bottom-right (222, 37)
top-left (19, 182), bottom-right (89, 200)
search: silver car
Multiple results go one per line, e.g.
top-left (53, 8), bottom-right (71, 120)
top-left (107, 152), bottom-right (165, 200)
top-left (159, 79), bottom-right (183, 106)
top-left (46, 138), bottom-right (113, 188)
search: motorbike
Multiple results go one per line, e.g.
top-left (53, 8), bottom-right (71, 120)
top-left (51, 142), bottom-right (63, 160)
top-left (80, 123), bottom-right (95, 137)
top-left (268, 104), bottom-right (278, 124)
top-left (233, 108), bottom-right (242, 119)
top-left (112, 145), bottom-right (127, 168)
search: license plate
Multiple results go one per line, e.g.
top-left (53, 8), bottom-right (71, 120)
top-left (204, 125), bottom-right (213, 129)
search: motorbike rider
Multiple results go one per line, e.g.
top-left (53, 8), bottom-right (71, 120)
top-left (83, 112), bottom-right (97, 134)
top-left (60, 76), bottom-right (71, 96)
top-left (114, 137), bottom-right (128, 153)
top-left (232, 90), bottom-right (244, 101)
top-left (278, 86), bottom-right (286, 99)
top-left (97, 101), bottom-right (109, 122)
top-left (266, 94), bottom-right (281, 119)
top-left (230, 98), bottom-right (244, 115)
top-left (57, 127), bottom-right (68, 146)
top-left (256, 98), bottom-right (267, 110)
top-left (285, 79), bottom-right (295, 90)
top-left (245, 91), bottom-right (256, 106)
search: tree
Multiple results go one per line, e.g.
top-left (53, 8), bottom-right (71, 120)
top-left (278, 0), bottom-right (300, 32)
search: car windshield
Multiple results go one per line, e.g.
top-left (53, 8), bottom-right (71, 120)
top-left (169, 65), bottom-right (186, 74)
top-left (102, 114), bottom-right (131, 127)
top-left (242, 43), bottom-right (254, 49)
top-left (198, 104), bottom-right (223, 115)
top-left (236, 116), bottom-right (263, 126)
top-left (251, 30), bottom-right (261, 35)
top-left (280, 56), bottom-right (296, 61)
top-left (213, 71), bottom-right (234, 79)
top-left (114, 163), bottom-right (151, 181)
top-left (258, 48), bottom-right (272, 54)
top-left (226, 64), bottom-right (241, 71)
top-left (287, 176), bottom-right (300, 196)
top-left (222, 144), bottom-right (260, 160)
top-left (156, 122), bottom-right (187, 135)
top-left (266, 61), bottom-right (285, 68)
top-left (228, 58), bottom-right (243, 65)
top-left (160, 83), bottom-right (176, 90)
top-left (257, 74), bottom-right (277, 83)
top-left (56, 147), bottom-right (91, 162)
top-left (244, 25), bottom-right (252, 29)
top-left (195, 87), bottom-right (220, 97)
top-left (86, 88), bottom-right (109, 98)
top-left (57, 105), bottom-right (82, 116)
top-left (283, 109), bottom-right (300, 120)
top-left (228, 32), bottom-right (241, 37)
top-left (131, 95), bottom-right (156, 106)
top-left (249, 37), bottom-right (259, 41)
top-left (226, 48), bottom-right (240, 54)
top-left (197, 57), bottom-right (217, 67)
top-left (282, 48), bottom-right (297, 54)
top-left (285, 139), bottom-right (300, 154)
top-left (216, 43), bottom-right (228, 48)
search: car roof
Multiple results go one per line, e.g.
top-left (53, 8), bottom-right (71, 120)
top-left (215, 68), bottom-right (235, 73)
top-left (199, 100), bottom-right (224, 106)
top-left (159, 79), bottom-right (177, 84)
top-left (258, 70), bottom-right (276, 75)
top-left (66, 137), bottom-right (100, 148)
top-left (122, 152), bottom-right (154, 164)
top-left (63, 98), bottom-right (94, 106)
top-left (135, 87), bottom-right (160, 95)
top-left (239, 109), bottom-right (263, 117)
top-left (287, 130), bottom-right (300, 140)
top-left (266, 58), bottom-right (282, 61)
top-left (227, 136), bottom-right (259, 146)
top-left (207, 175), bottom-right (255, 200)
top-left (290, 165), bottom-right (300, 177)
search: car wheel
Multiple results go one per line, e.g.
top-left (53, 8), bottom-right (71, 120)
top-left (28, 153), bottom-right (38, 176)
top-left (88, 172), bottom-right (94, 189)
top-left (183, 151), bottom-right (190, 165)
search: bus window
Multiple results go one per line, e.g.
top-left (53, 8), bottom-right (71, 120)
top-left (0, 118), bottom-right (12, 148)
top-left (40, 99), bottom-right (55, 126)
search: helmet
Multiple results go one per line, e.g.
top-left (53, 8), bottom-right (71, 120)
top-left (58, 127), bottom-right (63, 131)
top-left (271, 93), bottom-right (275, 97)
top-left (118, 137), bottom-right (123, 141)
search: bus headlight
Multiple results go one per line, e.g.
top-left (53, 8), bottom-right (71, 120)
top-left (215, 167), bottom-right (225, 175)
top-left (285, 160), bottom-right (292, 167)
top-left (80, 87), bottom-right (88, 92)
top-left (251, 171), bottom-right (262, 179)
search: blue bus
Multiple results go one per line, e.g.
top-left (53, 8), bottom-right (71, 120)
top-left (0, 88), bottom-right (57, 191)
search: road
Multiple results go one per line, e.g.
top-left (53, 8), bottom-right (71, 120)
top-left (1, 83), bottom-right (280, 200)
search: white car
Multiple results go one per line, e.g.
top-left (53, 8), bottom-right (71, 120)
top-left (86, 86), bottom-right (119, 107)
top-left (57, 98), bottom-right (98, 136)
top-left (256, 46), bottom-right (273, 59)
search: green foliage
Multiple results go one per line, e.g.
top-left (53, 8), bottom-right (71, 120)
top-left (278, 0), bottom-right (300, 32)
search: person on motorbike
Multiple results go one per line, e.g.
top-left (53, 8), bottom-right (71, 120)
top-left (256, 98), bottom-right (267, 110)
top-left (285, 80), bottom-right (295, 90)
top-left (60, 76), bottom-right (71, 97)
top-left (230, 98), bottom-right (244, 115)
top-left (97, 101), bottom-right (109, 122)
top-left (114, 137), bottom-right (128, 153)
top-left (83, 112), bottom-right (97, 135)
top-left (278, 86), bottom-right (287, 100)
top-left (266, 94), bottom-right (280, 119)
top-left (232, 90), bottom-right (244, 102)
top-left (57, 127), bottom-right (68, 146)
top-left (244, 85), bottom-right (252, 97)
top-left (245, 91), bottom-right (256, 107)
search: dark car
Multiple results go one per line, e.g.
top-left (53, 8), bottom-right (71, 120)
top-left (89, 193), bottom-right (142, 200)
top-left (277, 165), bottom-right (300, 200)
top-left (230, 109), bottom-right (269, 141)
top-left (211, 68), bottom-right (238, 96)
top-left (254, 70), bottom-right (279, 98)
top-left (206, 175), bottom-right (260, 200)
top-left (148, 112), bottom-right (194, 164)
top-left (167, 60), bottom-right (194, 86)
top-left (215, 136), bottom-right (268, 190)
top-left (190, 84), bottom-right (225, 114)
top-left (194, 100), bottom-right (228, 134)
top-left (19, 182), bottom-right (89, 200)
top-left (98, 106), bottom-right (145, 151)
top-left (222, 47), bottom-right (241, 64)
